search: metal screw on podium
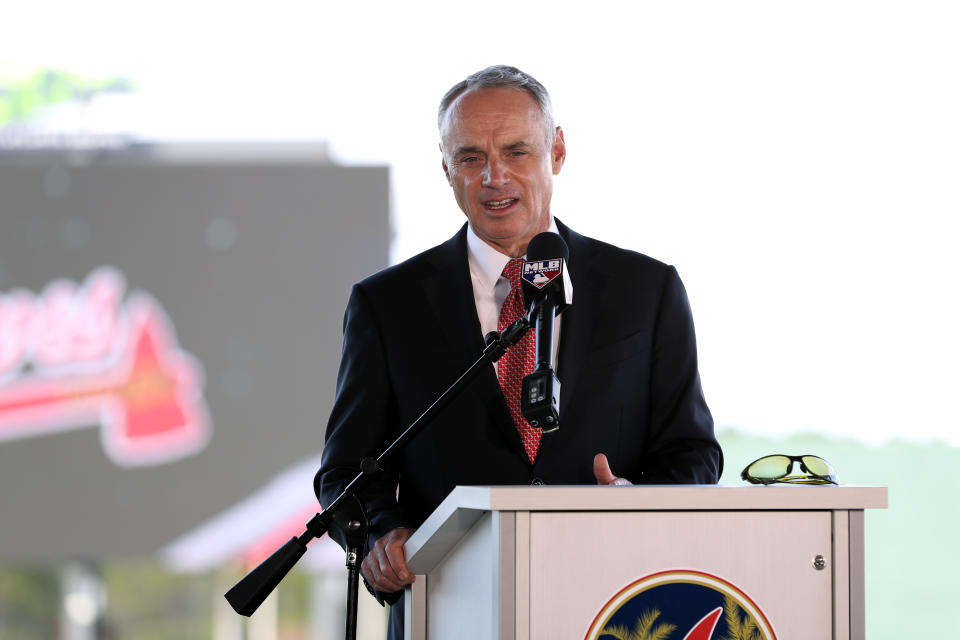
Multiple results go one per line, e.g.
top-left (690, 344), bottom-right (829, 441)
top-left (813, 555), bottom-right (826, 570)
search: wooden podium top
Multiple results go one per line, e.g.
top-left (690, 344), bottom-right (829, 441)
top-left (405, 484), bottom-right (887, 573)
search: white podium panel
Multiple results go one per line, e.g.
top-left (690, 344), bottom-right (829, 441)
top-left (404, 485), bottom-right (886, 640)
top-left (528, 511), bottom-right (832, 638)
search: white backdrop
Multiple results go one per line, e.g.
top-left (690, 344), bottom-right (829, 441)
top-left (4, 0), bottom-right (958, 445)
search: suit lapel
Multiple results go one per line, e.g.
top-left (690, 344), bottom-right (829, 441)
top-left (555, 220), bottom-right (602, 420)
top-left (420, 226), bottom-right (484, 366)
top-left (420, 225), bottom-right (525, 456)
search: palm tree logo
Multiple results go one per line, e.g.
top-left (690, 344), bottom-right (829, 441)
top-left (600, 608), bottom-right (677, 640)
top-left (600, 596), bottom-right (762, 640)
top-left (586, 571), bottom-right (776, 640)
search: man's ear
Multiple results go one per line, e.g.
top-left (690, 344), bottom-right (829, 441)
top-left (551, 127), bottom-right (566, 175)
top-left (441, 144), bottom-right (452, 185)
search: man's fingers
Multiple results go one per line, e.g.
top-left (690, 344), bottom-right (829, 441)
top-left (593, 453), bottom-right (632, 486)
top-left (362, 554), bottom-right (405, 592)
top-left (361, 527), bottom-right (416, 593)
top-left (593, 453), bottom-right (616, 484)
top-left (384, 535), bottom-right (412, 582)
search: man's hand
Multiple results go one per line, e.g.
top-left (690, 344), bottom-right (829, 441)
top-left (594, 453), bottom-right (632, 486)
top-left (361, 527), bottom-right (416, 593)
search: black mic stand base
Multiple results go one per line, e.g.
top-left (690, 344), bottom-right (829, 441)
top-left (334, 495), bottom-right (369, 640)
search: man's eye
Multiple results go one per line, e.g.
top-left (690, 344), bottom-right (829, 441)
top-left (461, 156), bottom-right (479, 164)
top-left (510, 151), bottom-right (527, 156)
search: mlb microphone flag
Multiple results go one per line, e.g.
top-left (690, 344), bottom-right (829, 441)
top-left (521, 259), bottom-right (563, 290)
top-left (521, 231), bottom-right (572, 313)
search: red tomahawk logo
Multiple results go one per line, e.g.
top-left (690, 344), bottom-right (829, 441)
top-left (0, 295), bottom-right (211, 466)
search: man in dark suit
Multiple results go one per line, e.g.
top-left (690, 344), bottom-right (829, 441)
top-left (315, 65), bottom-right (722, 636)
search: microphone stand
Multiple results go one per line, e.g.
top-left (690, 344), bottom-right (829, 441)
top-left (223, 306), bottom-right (539, 639)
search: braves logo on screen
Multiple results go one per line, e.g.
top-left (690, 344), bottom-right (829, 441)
top-left (522, 259), bottom-right (563, 289)
top-left (0, 266), bottom-right (211, 466)
top-left (585, 570), bottom-right (776, 640)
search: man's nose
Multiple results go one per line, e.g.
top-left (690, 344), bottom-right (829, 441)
top-left (482, 157), bottom-right (509, 187)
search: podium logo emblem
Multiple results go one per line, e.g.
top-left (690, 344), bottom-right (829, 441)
top-left (584, 570), bottom-right (776, 640)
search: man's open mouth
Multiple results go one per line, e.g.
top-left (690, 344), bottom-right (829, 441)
top-left (484, 198), bottom-right (518, 211)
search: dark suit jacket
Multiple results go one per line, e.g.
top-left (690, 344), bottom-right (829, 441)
top-left (315, 219), bottom-right (722, 542)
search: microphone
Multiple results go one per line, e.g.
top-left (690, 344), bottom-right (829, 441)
top-left (519, 232), bottom-right (571, 433)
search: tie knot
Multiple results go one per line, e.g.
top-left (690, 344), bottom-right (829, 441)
top-left (502, 258), bottom-right (525, 290)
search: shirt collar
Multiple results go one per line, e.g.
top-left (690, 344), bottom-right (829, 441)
top-left (466, 218), bottom-right (560, 290)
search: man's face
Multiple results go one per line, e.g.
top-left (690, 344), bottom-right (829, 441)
top-left (441, 87), bottom-right (566, 257)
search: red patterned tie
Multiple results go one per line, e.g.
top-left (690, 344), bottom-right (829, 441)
top-left (498, 258), bottom-right (540, 463)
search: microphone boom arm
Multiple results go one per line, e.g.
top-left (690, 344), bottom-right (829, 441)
top-left (224, 311), bottom-right (537, 621)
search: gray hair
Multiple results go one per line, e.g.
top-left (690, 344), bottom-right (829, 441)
top-left (438, 65), bottom-right (556, 141)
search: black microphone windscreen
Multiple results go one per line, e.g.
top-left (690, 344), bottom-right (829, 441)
top-left (526, 232), bottom-right (569, 262)
top-left (522, 232), bottom-right (570, 313)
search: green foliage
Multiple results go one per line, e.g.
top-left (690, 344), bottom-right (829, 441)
top-left (0, 566), bottom-right (59, 639)
top-left (276, 569), bottom-right (310, 625)
top-left (0, 69), bottom-right (133, 126)
top-left (101, 560), bottom-right (214, 639)
top-left (0, 560), bottom-right (315, 639)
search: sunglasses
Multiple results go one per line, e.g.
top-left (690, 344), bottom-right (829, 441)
top-left (741, 454), bottom-right (838, 485)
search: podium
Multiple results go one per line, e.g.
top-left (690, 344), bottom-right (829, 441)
top-left (402, 485), bottom-right (886, 640)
